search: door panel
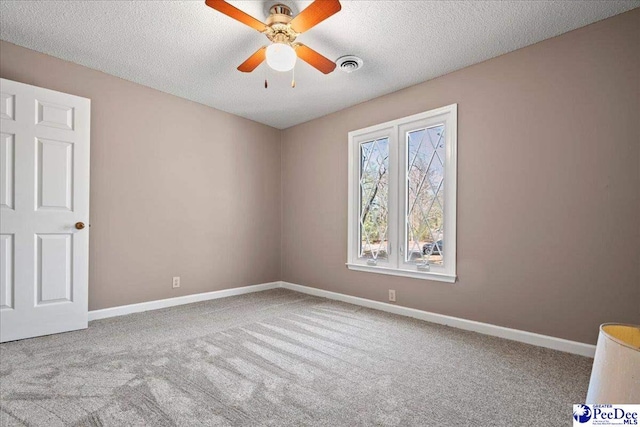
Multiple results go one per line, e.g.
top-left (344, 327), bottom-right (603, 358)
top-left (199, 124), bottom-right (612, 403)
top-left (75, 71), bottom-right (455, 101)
top-left (0, 78), bottom-right (90, 343)
top-left (36, 99), bottom-right (74, 131)
top-left (0, 93), bottom-right (14, 120)
top-left (0, 234), bottom-right (13, 309)
top-left (36, 234), bottom-right (73, 304)
top-left (0, 132), bottom-right (14, 210)
top-left (37, 138), bottom-right (74, 211)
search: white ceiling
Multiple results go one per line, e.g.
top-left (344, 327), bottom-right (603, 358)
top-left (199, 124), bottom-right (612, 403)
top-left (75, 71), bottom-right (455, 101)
top-left (1, 1), bottom-right (637, 129)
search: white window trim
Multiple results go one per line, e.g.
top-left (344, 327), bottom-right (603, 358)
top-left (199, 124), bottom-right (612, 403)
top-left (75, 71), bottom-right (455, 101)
top-left (347, 104), bottom-right (457, 283)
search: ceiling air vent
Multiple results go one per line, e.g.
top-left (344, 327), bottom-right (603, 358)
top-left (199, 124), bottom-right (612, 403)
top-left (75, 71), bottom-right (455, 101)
top-left (336, 55), bottom-right (363, 73)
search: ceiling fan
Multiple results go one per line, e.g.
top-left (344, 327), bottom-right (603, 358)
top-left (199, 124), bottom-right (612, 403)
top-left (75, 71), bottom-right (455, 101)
top-left (205, 0), bottom-right (341, 75)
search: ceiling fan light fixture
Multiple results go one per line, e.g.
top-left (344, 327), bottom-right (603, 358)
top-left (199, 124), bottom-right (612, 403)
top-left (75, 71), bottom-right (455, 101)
top-left (266, 43), bottom-right (297, 72)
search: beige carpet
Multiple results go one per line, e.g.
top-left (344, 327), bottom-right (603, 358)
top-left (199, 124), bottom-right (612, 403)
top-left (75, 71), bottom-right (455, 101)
top-left (0, 288), bottom-right (592, 426)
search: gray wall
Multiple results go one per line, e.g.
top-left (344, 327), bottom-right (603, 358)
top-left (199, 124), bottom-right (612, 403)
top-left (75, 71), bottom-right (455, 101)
top-left (280, 9), bottom-right (640, 344)
top-left (0, 41), bottom-right (282, 311)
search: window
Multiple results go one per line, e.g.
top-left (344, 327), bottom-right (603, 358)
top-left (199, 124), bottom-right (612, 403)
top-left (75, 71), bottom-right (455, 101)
top-left (347, 104), bottom-right (457, 282)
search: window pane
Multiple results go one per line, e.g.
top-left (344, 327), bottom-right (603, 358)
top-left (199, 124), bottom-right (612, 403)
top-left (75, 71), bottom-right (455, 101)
top-left (406, 125), bottom-right (445, 265)
top-left (359, 137), bottom-right (389, 260)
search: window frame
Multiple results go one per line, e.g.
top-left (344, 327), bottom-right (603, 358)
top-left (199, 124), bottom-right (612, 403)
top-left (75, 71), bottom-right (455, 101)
top-left (347, 104), bottom-right (457, 283)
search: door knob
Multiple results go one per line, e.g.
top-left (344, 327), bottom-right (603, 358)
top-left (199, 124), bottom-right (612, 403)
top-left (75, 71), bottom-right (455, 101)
top-left (75, 222), bottom-right (85, 230)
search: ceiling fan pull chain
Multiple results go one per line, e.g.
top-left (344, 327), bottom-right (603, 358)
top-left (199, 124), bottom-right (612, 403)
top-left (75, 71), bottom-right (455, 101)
top-left (264, 63), bottom-right (268, 89)
top-left (291, 65), bottom-right (296, 88)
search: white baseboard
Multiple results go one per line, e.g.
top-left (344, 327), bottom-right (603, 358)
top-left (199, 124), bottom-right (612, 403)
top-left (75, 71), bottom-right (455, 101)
top-left (88, 282), bottom-right (280, 321)
top-left (88, 280), bottom-right (595, 358)
top-left (280, 281), bottom-right (596, 358)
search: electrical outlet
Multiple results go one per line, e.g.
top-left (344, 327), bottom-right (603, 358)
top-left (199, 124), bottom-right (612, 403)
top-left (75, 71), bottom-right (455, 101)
top-left (172, 276), bottom-right (180, 288)
top-left (388, 289), bottom-right (396, 302)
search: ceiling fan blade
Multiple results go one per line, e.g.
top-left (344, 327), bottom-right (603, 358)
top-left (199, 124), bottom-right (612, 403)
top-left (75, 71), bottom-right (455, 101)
top-left (205, 0), bottom-right (267, 32)
top-left (290, 0), bottom-right (341, 33)
top-left (237, 46), bottom-right (267, 72)
top-left (294, 44), bottom-right (336, 74)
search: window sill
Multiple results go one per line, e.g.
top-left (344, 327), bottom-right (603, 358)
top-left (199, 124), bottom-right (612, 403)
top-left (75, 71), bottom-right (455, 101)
top-left (345, 263), bottom-right (456, 283)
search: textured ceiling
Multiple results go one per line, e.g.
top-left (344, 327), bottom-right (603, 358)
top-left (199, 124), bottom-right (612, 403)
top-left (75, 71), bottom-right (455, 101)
top-left (1, 1), bottom-right (637, 129)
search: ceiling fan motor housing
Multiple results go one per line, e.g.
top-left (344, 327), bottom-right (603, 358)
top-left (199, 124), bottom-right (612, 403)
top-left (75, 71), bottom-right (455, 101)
top-left (265, 4), bottom-right (297, 44)
top-left (269, 4), bottom-right (293, 17)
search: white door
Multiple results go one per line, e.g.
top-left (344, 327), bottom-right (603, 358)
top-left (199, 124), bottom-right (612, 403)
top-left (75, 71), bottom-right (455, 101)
top-left (0, 78), bottom-right (90, 342)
